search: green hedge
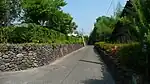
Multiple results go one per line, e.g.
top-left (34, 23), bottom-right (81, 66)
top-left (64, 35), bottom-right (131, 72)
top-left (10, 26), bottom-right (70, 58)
top-left (0, 23), bottom-right (83, 44)
top-left (95, 42), bottom-right (131, 52)
top-left (95, 42), bottom-right (148, 74)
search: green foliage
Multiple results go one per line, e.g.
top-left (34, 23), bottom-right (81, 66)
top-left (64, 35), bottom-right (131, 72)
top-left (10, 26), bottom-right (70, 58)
top-left (22, 0), bottom-right (76, 34)
top-left (0, 0), bottom-right (78, 34)
top-left (108, 0), bottom-right (146, 43)
top-left (95, 42), bottom-right (147, 73)
top-left (0, 24), bottom-right (82, 44)
top-left (83, 35), bottom-right (89, 43)
top-left (95, 42), bottom-right (130, 52)
top-left (0, 26), bottom-right (15, 43)
top-left (117, 43), bottom-right (146, 72)
top-left (22, 0), bottom-right (66, 24)
top-left (131, 0), bottom-right (150, 41)
top-left (0, 0), bottom-right (6, 25)
top-left (89, 16), bottom-right (116, 44)
top-left (0, 0), bottom-right (80, 44)
top-left (0, 0), bottom-right (21, 26)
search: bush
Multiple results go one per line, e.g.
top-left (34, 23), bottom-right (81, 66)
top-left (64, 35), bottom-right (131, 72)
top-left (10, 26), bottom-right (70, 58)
top-left (95, 42), bottom-right (147, 74)
top-left (95, 42), bottom-right (130, 52)
top-left (0, 23), bottom-right (82, 44)
top-left (0, 26), bottom-right (15, 43)
top-left (117, 43), bottom-right (146, 73)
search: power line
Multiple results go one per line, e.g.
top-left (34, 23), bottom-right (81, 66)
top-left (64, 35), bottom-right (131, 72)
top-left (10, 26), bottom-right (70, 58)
top-left (106, 0), bottom-right (114, 15)
top-left (113, 0), bottom-right (116, 14)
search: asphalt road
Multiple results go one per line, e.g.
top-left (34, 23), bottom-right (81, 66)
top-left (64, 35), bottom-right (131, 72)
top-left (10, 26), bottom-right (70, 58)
top-left (0, 46), bottom-right (115, 84)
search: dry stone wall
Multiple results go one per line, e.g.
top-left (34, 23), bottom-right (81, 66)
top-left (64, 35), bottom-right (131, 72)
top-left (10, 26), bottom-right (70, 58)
top-left (0, 44), bottom-right (83, 72)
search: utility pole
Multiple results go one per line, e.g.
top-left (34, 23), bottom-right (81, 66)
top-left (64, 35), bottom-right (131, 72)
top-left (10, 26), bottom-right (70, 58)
top-left (81, 28), bottom-right (86, 46)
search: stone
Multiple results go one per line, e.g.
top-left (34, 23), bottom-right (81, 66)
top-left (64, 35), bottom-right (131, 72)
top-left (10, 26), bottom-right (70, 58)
top-left (26, 59), bottom-right (32, 64)
top-left (9, 53), bottom-right (16, 58)
top-left (8, 64), bottom-right (12, 68)
top-left (5, 63), bottom-right (10, 66)
top-left (14, 68), bottom-right (18, 71)
top-left (12, 69), bottom-right (16, 71)
top-left (2, 55), bottom-right (9, 58)
top-left (0, 52), bottom-right (2, 56)
top-left (22, 60), bottom-right (26, 62)
top-left (0, 65), bottom-right (5, 70)
top-left (4, 59), bottom-right (11, 63)
top-left (29, 51), bottom-right (33, 53)
top-left (33, 53), bottom-right (37, 56)
top-left (0, 44), bottom-right (83, 71)
top-left (16, 61), bottom-right (22, 65)
top-left (32, 57), bottom-right (36, 60)
top-left (13, 56), bottom-right (17, 59)
top-left (28, 53), bottom-right (33, 56)
top-left (10, 58), bottom-right (15, 62)
top-left (7, 54), bottom-right (12, 57)
top-left (34, 60), bottom-right (38, 63)
top-left (33, 63), bottom-right (38, 67)
top-left (17, 57), bottom-right (23, 61)
top-left (8, 51), bottom-right (15, 55)
top-left (10, 64), bottom-right (15, 67)
top-left (19, 46), bottom-right (23, 49)
top-left (22, 51), bottom-right (27, 54)
top-left (14, 65), bottom-right (18, 68)
top-left (0, 60), bottom-right (4, 64)
top-left (5, 68), bottom-right (10, 71)
top-left (0, 57), bottom-right (2, 60)
top-left (16, 54), bottom-right (24, 58)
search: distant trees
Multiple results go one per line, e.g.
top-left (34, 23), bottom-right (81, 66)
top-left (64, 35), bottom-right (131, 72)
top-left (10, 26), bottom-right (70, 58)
top-left (88, 16), bottom-right (116, 44)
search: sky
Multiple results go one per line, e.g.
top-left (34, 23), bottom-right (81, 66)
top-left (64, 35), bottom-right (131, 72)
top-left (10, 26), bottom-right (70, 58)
top-left (62, 0), bottom-right (128, 35)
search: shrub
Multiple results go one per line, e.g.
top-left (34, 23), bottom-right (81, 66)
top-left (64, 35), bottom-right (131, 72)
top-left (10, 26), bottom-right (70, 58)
top-left (95, 42), bottom-right (130, 52)
top-left (0, 23), bottom-right (82, 44)
top-left (117, 43), bottom-right (146, 73)
top-left (0, 26), bottom-right (15, 43)
top-left (95, 42), bottom-right (147, 74)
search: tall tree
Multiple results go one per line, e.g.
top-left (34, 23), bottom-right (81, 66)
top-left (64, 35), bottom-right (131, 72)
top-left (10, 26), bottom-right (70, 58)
top-left (22, 0), bottom-right (76, 34)
top-left (89, 16), bottom-right (115, 44)
top-left (110, 0), bottom-right (141, 43)
top-left (22, 0), bottom-right (66, 24)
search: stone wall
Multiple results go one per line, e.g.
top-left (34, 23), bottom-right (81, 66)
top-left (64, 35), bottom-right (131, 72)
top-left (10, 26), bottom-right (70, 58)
top-left (0, 44), bottom-right (83, 72)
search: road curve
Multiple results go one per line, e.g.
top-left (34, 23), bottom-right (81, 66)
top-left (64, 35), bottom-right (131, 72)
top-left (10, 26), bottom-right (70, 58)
top-left (0, 46), bottom-right (115, 84)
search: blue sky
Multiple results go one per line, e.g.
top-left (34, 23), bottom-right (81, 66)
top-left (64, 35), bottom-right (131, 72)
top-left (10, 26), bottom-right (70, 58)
top-left (62, 0), bottom-right (128, 35)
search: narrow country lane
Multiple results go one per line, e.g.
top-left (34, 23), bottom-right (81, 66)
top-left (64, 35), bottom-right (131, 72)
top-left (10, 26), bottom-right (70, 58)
top-left (0, 46), bottom-right (115, 84)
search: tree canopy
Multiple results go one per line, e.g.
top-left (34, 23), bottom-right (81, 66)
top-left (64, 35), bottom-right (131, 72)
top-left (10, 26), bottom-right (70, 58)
top-left (22, 0), bottom-right (76, 34)
top-left (0, 0), bottom-right (80, 43)
top-left (89, 0), bottom-right (150, 44)
top-left (0, 0), bottom-right (21, 26)
top-left (88, 16), bottom-right (116, 44)
top-left (0, 0), bottom-right (77, 34)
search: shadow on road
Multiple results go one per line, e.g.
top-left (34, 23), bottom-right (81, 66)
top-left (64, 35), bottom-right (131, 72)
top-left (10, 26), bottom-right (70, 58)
top-left (80, 46), bottom-right (114, 84)
top-left (81, 79), bottom-right (105, 84)
top-left (79, 60), bottom-right (103, 65)
top-left (80, 65), bottom-right (114, 84)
